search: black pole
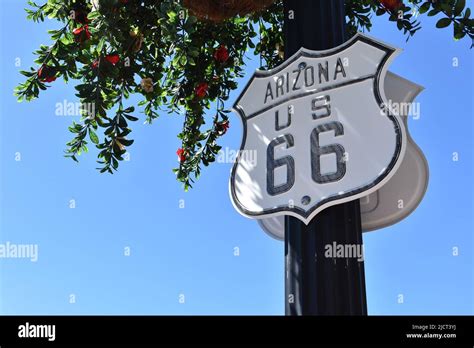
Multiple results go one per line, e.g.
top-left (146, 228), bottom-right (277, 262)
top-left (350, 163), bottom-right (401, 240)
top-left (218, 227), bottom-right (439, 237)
top-left (283, 0), bottom-right (368, 316)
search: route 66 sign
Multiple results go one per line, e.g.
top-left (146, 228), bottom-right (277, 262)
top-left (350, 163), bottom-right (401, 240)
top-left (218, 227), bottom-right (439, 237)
top-left (229, 34), bottom-right (407, 224)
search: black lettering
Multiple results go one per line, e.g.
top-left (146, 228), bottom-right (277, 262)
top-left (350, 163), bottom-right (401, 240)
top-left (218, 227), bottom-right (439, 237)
top-left (275, 107), bottom-right (292, 131)
top-left (311, 121), bottom-right (346, 184)
top-left (334, 57), bottom-right (347, 80)
top-left (292, 68), bottom-right (302, 91)
top-left (264, 82), bottom-right (274, 104)
top-left (318, 62), bottom-right (329, 84)
top-left (312, 95), bottom-right (331, 120)
top-left (305, 66), bottom-right (315, 87)
top-left (276, 75), bottom-right (284, 98)
top-left (267, 135), bottom-right (295, 196)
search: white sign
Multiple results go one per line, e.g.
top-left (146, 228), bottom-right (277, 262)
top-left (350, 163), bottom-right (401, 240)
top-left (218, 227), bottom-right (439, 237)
top-left (230, 34), bottom-right (407, 224)
top-left (258, 72), bottom-right (429, 239)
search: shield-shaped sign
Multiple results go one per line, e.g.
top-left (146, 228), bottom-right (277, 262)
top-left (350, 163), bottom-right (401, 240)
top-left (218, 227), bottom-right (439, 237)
top-left (230, 34), bottom-right (407, 224)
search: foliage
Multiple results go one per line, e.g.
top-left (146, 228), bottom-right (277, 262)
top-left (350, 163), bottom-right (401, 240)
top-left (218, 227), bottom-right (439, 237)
top-left (15, 0), bottom-right (473, 190)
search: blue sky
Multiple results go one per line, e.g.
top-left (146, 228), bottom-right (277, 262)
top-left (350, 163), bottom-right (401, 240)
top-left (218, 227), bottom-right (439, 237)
top-left (0, 0), bottom-right (472, 315)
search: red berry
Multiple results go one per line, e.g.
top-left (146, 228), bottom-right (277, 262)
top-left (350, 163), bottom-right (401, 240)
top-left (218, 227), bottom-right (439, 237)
top-left (221, 120), bottom-right (230, 133)
top-left (73, 25), bottom-right (91, 42)
top-left (217, 120), bottom-right (230, 135)
top-left (214, 45), bottom-right (229, 63)
top-left (176, 148), bottom-right (186, 162)
top-left (38, 65), bottom-right (57, 83)
top-left (195, 83), bottom-right (208, 99)
top-left (105, 54), bottom-right (120, 65)
top-left (380, 0), bottom-right (402, 11)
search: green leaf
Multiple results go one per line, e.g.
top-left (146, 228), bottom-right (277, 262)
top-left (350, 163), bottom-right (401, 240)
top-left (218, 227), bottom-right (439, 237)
top-left (89, 129), bottom-right (99, 144)
top-left (454, 30), bottom-right (466, 40)
top-left (118, 138), bottom-right (134, 147)
top-left (419, 2), bottom-right (431, 15)
top-left (428, 8), bottom-right (441, 16)
top-left (436, 18), bottom-right (452, 28)
top-left (124, 113), bottom-right (138, 121)
top-left (465, 8), bottom-right (471, 18)
top-left (455, 0), bottom-right (465, 16)
top-left (97, 37), bottom-right (106, 53)
top-left (88, 11), bottom-right (100, 20)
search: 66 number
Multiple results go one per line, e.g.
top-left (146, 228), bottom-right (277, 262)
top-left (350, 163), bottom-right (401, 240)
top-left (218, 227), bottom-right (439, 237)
top-left (266, 95), bottom-right (346, 196)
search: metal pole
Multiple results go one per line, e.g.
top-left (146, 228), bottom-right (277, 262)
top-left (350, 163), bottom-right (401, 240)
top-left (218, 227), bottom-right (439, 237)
top-left (283, 0), bottom-right (368, 316)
